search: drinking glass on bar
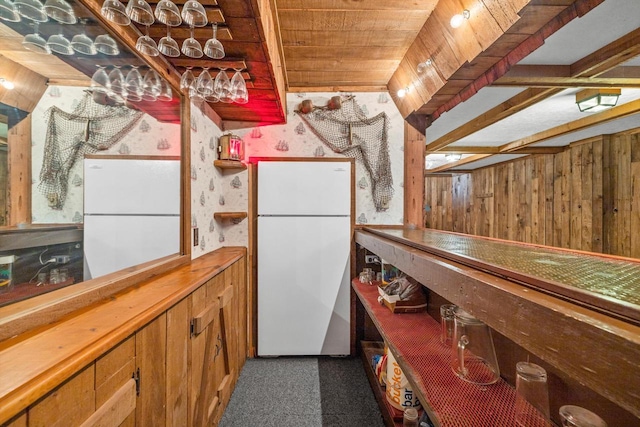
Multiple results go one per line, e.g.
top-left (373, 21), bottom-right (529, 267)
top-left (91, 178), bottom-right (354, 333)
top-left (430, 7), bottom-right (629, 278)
top-left (439, 304), bottom-right (456, 345)
top-left (515, 361), bottom-right (550, 427)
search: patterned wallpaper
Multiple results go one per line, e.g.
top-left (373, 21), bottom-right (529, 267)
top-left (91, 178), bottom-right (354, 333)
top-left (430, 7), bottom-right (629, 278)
top-left (190, 101), bottom-right (248, 259)
top-left (191, 92), bottom-right (405, 259)
top-left (27, 88), bottom-right (404, 259)
top-left (31, 85), bottom-right (181, 224)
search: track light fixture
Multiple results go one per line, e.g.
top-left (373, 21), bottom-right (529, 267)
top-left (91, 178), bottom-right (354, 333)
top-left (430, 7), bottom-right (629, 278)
top-left (450, 9), bottom-right (470, 28)
top-left (0, 78), bottom-right (14, 90)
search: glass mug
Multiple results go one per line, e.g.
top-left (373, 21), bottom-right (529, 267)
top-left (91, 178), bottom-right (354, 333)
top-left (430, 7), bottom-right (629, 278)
top-left (439, 304), bottom-right (456, 346)
top-left (450, 306), bottom-right (500, 385)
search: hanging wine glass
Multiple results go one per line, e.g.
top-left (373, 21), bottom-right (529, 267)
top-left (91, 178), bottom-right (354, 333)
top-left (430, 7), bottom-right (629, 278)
top-left (108, 66), bottom-right (127, 99)
top-left (22, 22), bottom-right (50, 54)
top-left (90, 65), bottom-right (111, 95)
top-left (95, 34), bottom-right (120, 55)
top-left (181, 26), bottom-right (202, 58)
top-left (214, 68), bottom-right (233, 103)
top-left (101, 0), bottom-right (130, 26)
top-left (204, 23), bottom-right (224, 59)
top-left (47, 32), bottom-right (73, 55)
top-left (0, 0), bottom-right (21, 22)
top-left (124, 66), bottom-right (143, 102)
top-left (157, 79), bottom-right (173, 102)
top-left (231, 68), bottom-right (248, 104)
top-left (158, 25), bottom-right (180, 57)
top-left (180, 67), bottom-right (195, 94)
top-left (126, 0), bottom-right (153, 25)
top-left (196, 68), bottom-right (214, 99)
top-left (43, 0), bottom-right (75, 24)
top-left (141, 68), bottom-right (162, 101)
top-left (154, 0), bottom-right (180, 26)
top-left (181, 0), bottom-right (206, 27)
top-left (71, 32), bottom-right (96, 55)
top-left (136, 24), bottom-right (159, 56)
top-left (14, 0), bottom-right (47, 22)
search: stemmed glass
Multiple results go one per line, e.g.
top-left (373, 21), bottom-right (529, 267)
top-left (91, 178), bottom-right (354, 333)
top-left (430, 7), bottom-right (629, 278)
top-left (158, 25), bottom-right (180, 57)
top-left (101, 0), bottom-right (130, 25)
top-left (71, 33), bottom-right (96, 55)
top-left (181, 26), bottom-right (202, 58)
top-left (181, 0), bottom-right (206, 27)
top-left (47, 32), bottom-right (73, 55)
top-left (126, 0), bottom-right (153, 25)
top-left (204, 23), bottom-right (224, 59)
top-left (95, 34), bottom-right (120, 55)
top-left (0, 0), bottom-right (20, 22)
top-left (124, 66), bottom-right (143, 102)
top-left (90, 65), bottom-right (111, 95)
top-left (196, 68), bottom-right (214, 99)
top-left (22, 22), bottom-right (50, 54)
top-left (136, 24), bottom-right (159, 56)
top-left (180, 67), bottom-right (195, 94)
top-left (108, 66), bottom-right (127, 99)
top-left (141, 68), bottom-right (162, 101)
top-left (14, 0), bottom-right (47, 22)
top-left (154, 0), bottom-right (180, 26)
top-left (230, 68), bottom-right (248, 104)
top-left (43, 0), bottom-right (75, 24)
top-left (157, 79), bottom-right (173, 102)
top-left (214, 68), bottom-right (233, 103)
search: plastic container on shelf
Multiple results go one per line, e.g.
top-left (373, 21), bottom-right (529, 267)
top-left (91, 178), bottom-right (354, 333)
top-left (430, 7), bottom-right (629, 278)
top-left (0, 255), bottom-right (16, 293)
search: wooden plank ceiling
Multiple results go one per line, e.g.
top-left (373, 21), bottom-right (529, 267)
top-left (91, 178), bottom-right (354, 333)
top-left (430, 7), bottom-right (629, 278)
top-left (276, 0), bottom-right (438, 91)
top-left (2, 0), bottom-right (638, 133)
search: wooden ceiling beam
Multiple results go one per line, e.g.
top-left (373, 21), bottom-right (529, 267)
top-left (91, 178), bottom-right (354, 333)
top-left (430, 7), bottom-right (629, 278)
top-left (426, 87), bottom-right (564, 152)
top-left (426, 154), bottom-right (493, 173)
top-left (571, 27), bottom-right (640, 77)
top-left (430, 146), bottom-right (501, 154)
top-left (500, 98), bottom-right (640, 153)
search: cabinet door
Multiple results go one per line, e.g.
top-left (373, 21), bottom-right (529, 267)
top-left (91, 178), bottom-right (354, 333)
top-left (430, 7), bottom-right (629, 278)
top-left (189, 276), bottom-right (223, 426)
top-left (226, 258), bottom-right (247, 374)
top-left (166, 297), bottom-right (190, 427)
top-left (94, 336), bottom-right (136, 427)
top-left (28, 364), bottom-right (95, 427)
top-left (3, 412), bottom-right (26, 427)
top-left (135, 314), bottom-right (167, 427)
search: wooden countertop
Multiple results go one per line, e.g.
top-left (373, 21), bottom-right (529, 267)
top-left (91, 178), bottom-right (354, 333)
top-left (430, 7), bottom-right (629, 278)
top-left (363, 227), bottom-right (640, 325)
top-left (355, 228), bottom-right (640, 419)
top-left (0, 247), bottom-right (246, 425)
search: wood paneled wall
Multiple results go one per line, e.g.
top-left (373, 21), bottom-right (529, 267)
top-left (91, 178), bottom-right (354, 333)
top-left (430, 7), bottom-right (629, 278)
top-left (425, 128), bottom-right (640, 259)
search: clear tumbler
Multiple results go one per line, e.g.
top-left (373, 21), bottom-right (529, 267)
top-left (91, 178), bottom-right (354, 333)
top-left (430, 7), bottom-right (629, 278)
top-left (515, 361), bottom-right (550, 426)
top-left (559, 405), bottom-right (607, 427)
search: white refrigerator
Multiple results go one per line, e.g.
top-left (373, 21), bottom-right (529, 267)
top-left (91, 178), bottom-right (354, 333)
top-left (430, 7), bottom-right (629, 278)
top-left (257, 160), bottom-right (352, 356)
top-left (83, 157), bottom-right (180, 280)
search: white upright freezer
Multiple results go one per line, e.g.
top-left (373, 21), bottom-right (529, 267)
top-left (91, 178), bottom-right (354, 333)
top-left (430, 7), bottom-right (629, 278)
top-left (257, 160), bottom-right (352, 356)
top-left (83, 157), bottom-right (180, 280)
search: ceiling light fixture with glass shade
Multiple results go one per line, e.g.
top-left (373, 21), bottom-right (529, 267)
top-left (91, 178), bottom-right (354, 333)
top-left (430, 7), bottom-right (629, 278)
top-left (575, 88), bottom-right (621, 112)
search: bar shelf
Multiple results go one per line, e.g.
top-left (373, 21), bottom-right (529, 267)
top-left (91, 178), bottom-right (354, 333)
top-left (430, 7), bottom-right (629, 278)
top-left (352, 278), bottom-right (544, 427)
top-left (213, 160), bottom-right (247, 170)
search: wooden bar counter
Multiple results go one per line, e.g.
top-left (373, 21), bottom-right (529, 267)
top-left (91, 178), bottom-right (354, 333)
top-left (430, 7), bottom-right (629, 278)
top-left (0, 247), bottom-right (248, 426)
top-left (355, 227), bottom-right (640, 421)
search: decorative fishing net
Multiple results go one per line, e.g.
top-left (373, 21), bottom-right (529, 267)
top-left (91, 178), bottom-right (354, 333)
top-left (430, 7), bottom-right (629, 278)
top-left (39, 92), bottom-right (143, 209)
top-left (296, 96), bottom-right (393, 211)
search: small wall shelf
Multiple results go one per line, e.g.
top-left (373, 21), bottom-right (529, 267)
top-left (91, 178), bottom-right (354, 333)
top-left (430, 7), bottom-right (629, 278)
top-left (214, 212), bottom-right (247, 223)
top-left (214, 160), bottom-right (247, 170)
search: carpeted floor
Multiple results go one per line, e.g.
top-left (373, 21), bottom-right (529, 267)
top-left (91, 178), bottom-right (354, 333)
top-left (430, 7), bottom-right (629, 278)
top-left (219, 357), bottom-right (385, 426)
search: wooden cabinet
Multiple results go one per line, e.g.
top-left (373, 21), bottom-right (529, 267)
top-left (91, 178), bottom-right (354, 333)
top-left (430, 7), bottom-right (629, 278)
top-left (0, 249), bottom-right (248, 427)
